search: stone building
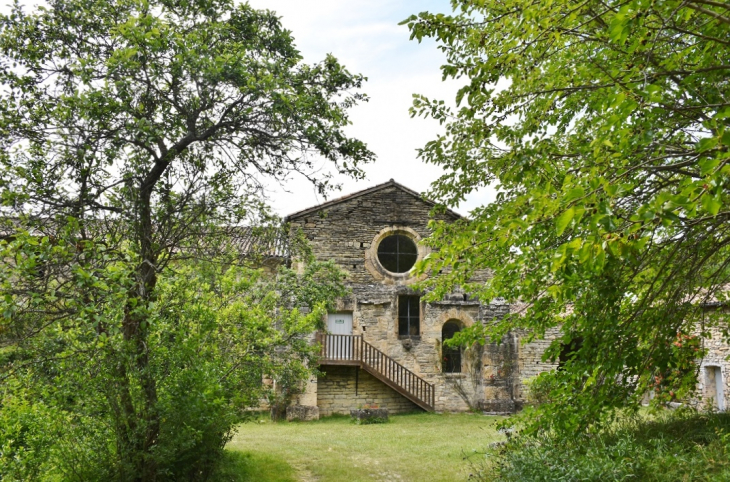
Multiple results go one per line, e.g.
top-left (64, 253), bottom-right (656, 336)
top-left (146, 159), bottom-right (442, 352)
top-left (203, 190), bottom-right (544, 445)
top-left (280, 179), bottom-right (533, 417)
top-left (3, 179), bottom-right (726, 418)
top-left (277, 179), bottom-right (730, 419)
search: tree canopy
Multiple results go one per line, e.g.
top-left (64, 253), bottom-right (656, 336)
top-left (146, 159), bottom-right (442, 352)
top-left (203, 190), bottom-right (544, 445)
top-left (403, 0), bottom-right (730, 431)
top-left (0, 0), bottom-right (371, 479)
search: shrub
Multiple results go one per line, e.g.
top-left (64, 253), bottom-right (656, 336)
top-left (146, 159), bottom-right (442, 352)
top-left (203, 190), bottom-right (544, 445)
top-left (470, 409), bottom-right (730, 481)
top-left (0, 259), bottom-right (346, 481)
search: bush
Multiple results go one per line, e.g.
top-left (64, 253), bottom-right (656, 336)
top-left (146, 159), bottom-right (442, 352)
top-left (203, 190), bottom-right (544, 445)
top-left (0, 258), bottom-right (346, 481)
top-left (523, 373), bottom-right (562, 407)
top-left (470, 409), bottom-right (730, 481)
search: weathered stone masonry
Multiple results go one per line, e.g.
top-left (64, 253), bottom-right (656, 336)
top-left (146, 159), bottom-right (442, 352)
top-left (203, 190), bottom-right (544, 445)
top-left (283, 180), bottom-right (730, 417)
top-left (317, 365), bottom-right (418, 416)
top-left (285, 180), bottom-right (522, 415)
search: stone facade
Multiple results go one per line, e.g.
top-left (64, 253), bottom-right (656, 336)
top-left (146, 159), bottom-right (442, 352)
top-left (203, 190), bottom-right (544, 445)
top-left (285, 180), bottom-right (519, 415)
top-left (512, 327), bottom-right (561, 402)
top-left (316, 365), bottom-right (418, 416)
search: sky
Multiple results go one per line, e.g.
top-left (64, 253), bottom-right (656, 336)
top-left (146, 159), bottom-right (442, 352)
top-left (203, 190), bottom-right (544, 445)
top-left (1, 0), bottom-right (497, 217)
top-left (243, 0), bottom-right (496, 217)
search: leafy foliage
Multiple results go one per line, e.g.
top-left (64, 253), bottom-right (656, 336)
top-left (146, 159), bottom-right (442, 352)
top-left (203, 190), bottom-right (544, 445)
top-left (472, 409), bottom-right (730, 481)
top-left (0, 253), bottom-right (348, 480)
top-left (403, 0), bottom-right (730, 432)
top-left (0, 0), bottom-right (370, 479)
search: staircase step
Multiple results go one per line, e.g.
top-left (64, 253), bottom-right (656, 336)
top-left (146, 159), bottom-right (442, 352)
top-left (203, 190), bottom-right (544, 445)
top-left (319, 333), bottom-right (435, 411)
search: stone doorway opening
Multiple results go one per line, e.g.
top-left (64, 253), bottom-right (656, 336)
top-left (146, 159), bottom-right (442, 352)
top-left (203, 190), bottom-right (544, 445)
top-left (704, 365), bottom-right (726, 411)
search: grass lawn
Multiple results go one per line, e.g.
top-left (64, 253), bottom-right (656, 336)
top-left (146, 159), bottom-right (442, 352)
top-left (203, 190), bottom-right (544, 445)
top-left (215, 412), bottom-right (504, 482)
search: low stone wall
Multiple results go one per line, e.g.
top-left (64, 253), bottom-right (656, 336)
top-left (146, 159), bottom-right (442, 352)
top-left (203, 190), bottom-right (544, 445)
top-left (317, 365), bottom-right (419, 416)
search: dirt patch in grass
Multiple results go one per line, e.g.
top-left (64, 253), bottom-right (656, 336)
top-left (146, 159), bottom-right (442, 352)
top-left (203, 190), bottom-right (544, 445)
top-left (223, 412), bottom-right (505, 482)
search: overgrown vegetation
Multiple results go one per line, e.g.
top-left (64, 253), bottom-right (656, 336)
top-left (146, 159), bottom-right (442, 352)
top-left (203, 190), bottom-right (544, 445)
top-left (0, 0), bottom-right (371, 478)
top-left (404, 0), bottom-right (730, 433)
top-left (471, 409), bottom-right (730, 481)
top-left (0, 256), bottom-right (348, 480)
top-left (403, 0), bottom-right (730, 478)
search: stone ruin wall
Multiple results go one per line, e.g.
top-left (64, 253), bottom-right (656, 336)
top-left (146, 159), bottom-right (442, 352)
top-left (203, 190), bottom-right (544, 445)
top-left (316, 365), bottom-right (418, 416)
top-left (694, 307), bottom-right (730, 411)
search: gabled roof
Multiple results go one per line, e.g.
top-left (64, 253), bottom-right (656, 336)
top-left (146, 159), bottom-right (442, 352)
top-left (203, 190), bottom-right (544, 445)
top-left (284, 179), bottom-right (462, 221)
top-left (226, 225), bottom-right (288, 259)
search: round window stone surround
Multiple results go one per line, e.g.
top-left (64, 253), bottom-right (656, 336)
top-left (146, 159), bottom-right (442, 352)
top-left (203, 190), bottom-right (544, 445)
top-left (364, 227), bottom-right (429, 284)
top-left (376, 234), bottom-right (418, 273)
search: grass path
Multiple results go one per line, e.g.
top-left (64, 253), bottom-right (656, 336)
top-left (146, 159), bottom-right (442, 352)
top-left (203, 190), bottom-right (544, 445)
top-left (217, 412), bottom-right (504, 482)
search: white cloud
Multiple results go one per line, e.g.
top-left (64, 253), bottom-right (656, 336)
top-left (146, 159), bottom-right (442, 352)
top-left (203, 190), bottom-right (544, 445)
top-left (243, 0), bottom-right (496, 217)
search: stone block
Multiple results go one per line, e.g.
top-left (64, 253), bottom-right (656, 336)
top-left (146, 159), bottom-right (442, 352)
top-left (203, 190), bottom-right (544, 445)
top-left (350, 408), bottom-right (389, 424)
top-left (479, 399), bottom-right (515, 414)
top-left (286, 405), bottom-right (320, 422)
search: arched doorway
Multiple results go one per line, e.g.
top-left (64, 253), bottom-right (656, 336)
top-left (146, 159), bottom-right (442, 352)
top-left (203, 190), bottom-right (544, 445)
top-left (442, 320), bottom-right (463, 373)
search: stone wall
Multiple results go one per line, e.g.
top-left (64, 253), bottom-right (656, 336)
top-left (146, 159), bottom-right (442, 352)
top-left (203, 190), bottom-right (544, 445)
top-left (509, 309), bottom-right (730, 411)
top-left (287, 182), bottom-right (521, 414)
top-left (695, 308), bottom-right (730, 410)
top-left (317, 365), bottom-right (419, 416)
top-left (349, 298), bottom-right (504, 412)
top-left (287, 184), bottom-right (457, 286)
top-left (513, 327), bottom-right (561, 402)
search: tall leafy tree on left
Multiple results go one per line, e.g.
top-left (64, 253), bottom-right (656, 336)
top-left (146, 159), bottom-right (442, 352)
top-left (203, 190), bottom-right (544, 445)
top-left (0, 0), bottom-right (373, 479)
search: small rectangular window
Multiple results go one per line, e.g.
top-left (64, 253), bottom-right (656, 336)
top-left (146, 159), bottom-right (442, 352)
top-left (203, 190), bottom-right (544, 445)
top-left (398, 295), bottom-right (420, 337)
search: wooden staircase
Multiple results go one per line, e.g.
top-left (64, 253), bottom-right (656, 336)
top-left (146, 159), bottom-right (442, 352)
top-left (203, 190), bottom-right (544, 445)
top-left (317, 333), bottom-right (435, 412)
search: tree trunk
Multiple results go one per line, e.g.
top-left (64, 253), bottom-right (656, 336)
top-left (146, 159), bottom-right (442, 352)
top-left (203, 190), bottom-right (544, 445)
top-left (121, 184), bottom-right (161, 482)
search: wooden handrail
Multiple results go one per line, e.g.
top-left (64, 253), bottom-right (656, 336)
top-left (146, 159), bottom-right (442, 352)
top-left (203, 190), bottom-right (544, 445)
top-left (318, 334), bottom-right (435, 411)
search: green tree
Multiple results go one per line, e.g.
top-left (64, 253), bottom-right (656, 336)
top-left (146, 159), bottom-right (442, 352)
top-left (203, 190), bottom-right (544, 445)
top-left (0, 252), bottom-right (348, 480)
top-left (0, 0), bottom-right (371, 479)
top-left (403, 0), bottom-right (730, 431)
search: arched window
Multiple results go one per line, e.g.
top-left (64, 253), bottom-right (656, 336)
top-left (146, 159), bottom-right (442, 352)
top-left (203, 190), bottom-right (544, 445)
top-left (442, 320), bottom-right (463, 373)
top-left (376, 234), bottom-right (417, 273)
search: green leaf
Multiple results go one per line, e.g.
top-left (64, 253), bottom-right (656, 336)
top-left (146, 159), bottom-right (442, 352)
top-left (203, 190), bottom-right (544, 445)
top-left (556, 208), bottom-right (575, 236)
top-left (564, 187), bottom-right (585, 203)
top-left (698, 137), bottom-right (718, 153)
top-left (568, 237), bottom-right (582, 250)
top-left (578, 242), bottom-right (593, 263)
top-left (699, 157), bottom-right (720, 176)
top-left (721, 131), bottom-right (730, 147)
top-left (702, 194), bottom-right (722, 216)
top-left (715, 106), bottom-right (730, 120)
